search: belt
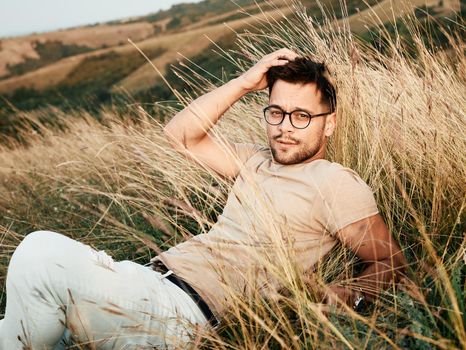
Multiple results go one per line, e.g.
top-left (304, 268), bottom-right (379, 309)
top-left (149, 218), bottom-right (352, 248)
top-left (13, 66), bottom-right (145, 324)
top-left (151, 260), bottom-right (219, 327)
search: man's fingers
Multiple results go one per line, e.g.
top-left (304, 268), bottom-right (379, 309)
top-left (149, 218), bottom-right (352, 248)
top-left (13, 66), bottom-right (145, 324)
top-left (263, 53), bottom-right (297, 69)
top-left (275, 48), bottom-right (299, 60)
top-left (263, 48), bottom-right (299, 63)
top-left (315, 303), bottom-right (333, 316)
top-left (239, 48), bottom-right (298, 91)
top-left (268, 57), bottom-right (292, 67)
top-left (254, 48), bottom-right (299, 70)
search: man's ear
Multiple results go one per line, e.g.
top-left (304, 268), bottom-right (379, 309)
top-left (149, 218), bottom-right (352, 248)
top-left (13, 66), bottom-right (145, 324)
top-left (324, 112), bottom-right (337, 137)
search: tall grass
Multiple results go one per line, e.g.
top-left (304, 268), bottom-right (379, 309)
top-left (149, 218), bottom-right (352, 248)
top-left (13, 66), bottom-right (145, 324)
top-left (1, 0), bottom-right (465, 348)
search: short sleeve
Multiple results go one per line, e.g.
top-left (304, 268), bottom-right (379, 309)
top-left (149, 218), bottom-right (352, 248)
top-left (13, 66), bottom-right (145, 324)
top-left (234, 143), bottom-right (264, 165)
top-left (321, 168), bottom-right (379, 235)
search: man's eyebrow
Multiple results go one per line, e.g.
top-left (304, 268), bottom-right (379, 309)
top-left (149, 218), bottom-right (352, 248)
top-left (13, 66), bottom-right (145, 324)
top-left (268, 104), bottom-right (315, 114)
top-left (293, 106), bottom-right (315, 114)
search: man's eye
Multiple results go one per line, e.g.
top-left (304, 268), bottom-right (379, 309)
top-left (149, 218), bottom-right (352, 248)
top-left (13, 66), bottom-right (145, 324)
top-left (295, 113), bottom-right (310, 119)
top-left (271, 111), bottom-right (283, 116)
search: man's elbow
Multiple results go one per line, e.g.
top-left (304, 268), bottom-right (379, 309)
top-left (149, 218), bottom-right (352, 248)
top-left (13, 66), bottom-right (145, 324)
top-left (163, 125), bottom-right (187, 151)
top-left (162, 123), bottom-right (176, 141)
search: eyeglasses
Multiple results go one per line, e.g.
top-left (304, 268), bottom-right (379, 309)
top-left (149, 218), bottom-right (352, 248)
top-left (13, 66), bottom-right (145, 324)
top-left (263, 105), bottom-right (333, 129)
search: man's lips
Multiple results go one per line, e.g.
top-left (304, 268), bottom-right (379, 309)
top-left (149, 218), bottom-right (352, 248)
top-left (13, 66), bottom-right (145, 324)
top-left (275, 139), bottom-right (298, 145)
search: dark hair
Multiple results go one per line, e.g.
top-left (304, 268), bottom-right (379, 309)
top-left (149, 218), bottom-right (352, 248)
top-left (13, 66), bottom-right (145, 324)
top-left (266, 57), bottom-right (336, 112)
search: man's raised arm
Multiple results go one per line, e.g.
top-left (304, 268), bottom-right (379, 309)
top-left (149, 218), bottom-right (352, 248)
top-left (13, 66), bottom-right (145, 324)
top-left (163, 48), bottom-right (298, 178)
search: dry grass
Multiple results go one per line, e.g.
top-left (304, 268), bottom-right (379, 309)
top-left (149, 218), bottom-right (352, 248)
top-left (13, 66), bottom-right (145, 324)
top-left (0, 0), bottom-right (465, 349)
top-left (331, 0), bottom-right (448, 34)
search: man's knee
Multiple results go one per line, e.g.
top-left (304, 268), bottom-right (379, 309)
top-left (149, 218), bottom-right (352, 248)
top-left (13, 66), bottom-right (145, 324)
top-left (23, 229), bottom-right (63, 244)
top-left (9, 230), bottom-right (66, 272)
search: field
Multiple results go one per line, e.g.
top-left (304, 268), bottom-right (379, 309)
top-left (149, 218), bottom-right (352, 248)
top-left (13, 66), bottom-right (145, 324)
top-left (2, 0), bottom-right (448, 95)
top-left (0, 0), bottom-right (465, 349)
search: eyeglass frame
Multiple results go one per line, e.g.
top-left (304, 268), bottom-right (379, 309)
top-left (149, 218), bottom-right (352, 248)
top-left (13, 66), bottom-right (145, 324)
top-left (262, 104), bottom-right (334, 129)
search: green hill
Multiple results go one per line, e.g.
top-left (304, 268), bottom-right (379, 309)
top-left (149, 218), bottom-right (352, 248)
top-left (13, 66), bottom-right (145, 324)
top-left (0, 0), bottom-right (463, 145)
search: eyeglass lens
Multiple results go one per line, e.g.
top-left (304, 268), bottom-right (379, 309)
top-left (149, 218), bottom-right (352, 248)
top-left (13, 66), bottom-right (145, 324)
top-left (264, 107), bottom-right (311, 129)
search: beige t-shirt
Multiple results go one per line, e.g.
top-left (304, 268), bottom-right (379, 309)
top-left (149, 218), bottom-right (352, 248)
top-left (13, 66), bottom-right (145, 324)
top-left (156, 143), bottom-right (379, 317)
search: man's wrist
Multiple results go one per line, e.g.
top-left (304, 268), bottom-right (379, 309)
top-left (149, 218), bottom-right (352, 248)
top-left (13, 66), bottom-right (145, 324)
top-left (231, 76), bottom-right (256, 94)
top-left (322, 284), bottom-right (368, 311)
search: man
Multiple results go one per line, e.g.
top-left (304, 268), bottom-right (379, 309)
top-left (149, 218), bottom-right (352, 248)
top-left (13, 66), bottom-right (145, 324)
top-left (0, 49), bottom-right (407, 349)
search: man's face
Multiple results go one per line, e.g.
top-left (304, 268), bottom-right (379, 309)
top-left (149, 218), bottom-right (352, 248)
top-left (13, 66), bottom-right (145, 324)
top-left (266, 80), bottom-right (336, 165)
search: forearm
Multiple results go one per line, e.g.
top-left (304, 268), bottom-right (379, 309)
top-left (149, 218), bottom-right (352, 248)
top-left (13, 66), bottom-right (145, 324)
top-left (322, 256), bottom-right (407, 308)
top-left (164, 77), bottom-right (249, 148)
top-left (352, 255), bottom-right (407, 301)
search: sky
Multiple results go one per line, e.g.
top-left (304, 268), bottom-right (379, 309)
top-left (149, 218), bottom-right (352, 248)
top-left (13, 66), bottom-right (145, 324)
top-left (0, 0), bottom-right (202, 38)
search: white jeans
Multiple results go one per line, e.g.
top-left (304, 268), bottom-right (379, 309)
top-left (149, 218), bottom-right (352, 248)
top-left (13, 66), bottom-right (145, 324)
top-left (0, 231), bottom-right (207, 349)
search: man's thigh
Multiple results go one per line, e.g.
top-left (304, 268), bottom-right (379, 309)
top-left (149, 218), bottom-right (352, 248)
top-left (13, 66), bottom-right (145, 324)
top-left (66, 259), bottom-right (207, 349)
top-left (7, 231), bottom-right (207, 349)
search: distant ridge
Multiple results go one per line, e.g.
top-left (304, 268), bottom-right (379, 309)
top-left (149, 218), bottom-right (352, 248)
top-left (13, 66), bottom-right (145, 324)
top-left (0, 0), bottom-right (462, 105)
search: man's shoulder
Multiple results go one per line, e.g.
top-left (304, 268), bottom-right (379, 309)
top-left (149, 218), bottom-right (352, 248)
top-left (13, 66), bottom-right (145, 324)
top-left (301, 159), bottom-right (346, 179)
top-left (305, 159), bottom-right (360, 175)
top-left (303, 160), bottom-right (371, 192)
top-left (312, 162), bottom-right (379, 234)
top-left (234, 142), bottom-right (269, 165)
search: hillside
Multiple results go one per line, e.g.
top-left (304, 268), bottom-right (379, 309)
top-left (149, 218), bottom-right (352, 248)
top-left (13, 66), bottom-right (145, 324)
top-left (0, 3), bottom-right (292, 95)
top-left (0, 0), bottom-right (279, 84)
top-left (0, 0), bottom-right (463, 127)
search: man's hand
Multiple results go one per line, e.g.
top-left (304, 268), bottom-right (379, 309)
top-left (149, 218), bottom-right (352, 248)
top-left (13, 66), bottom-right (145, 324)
top-left (323, 284), bottom-right (356, 307)
top-left (237, 48), bottom-right (299, 92)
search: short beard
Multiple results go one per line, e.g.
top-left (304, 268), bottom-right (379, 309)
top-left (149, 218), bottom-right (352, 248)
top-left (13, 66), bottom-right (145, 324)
top-left (271, 142), bottom-right (322, 165)
top-left (269, 128), bottom-right (325, 165)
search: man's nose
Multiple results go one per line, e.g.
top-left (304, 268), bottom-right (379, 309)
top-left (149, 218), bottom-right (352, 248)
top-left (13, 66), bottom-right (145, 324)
top-left (278, 114), bottom-right (294, 132)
